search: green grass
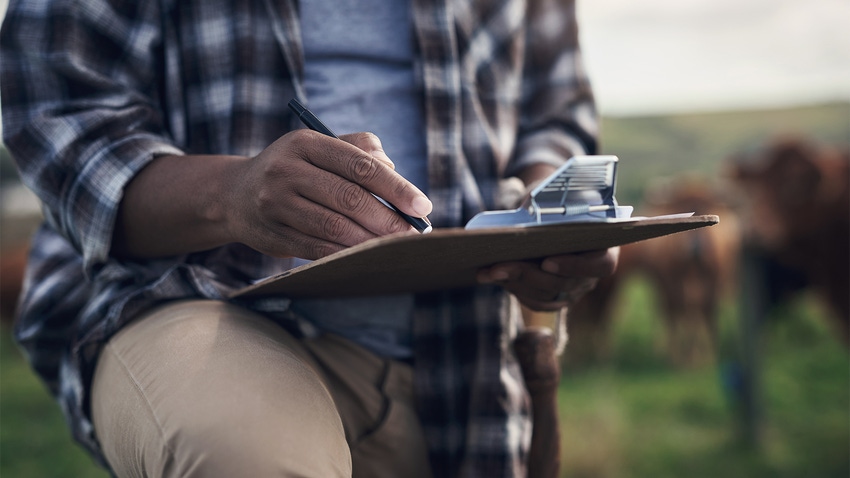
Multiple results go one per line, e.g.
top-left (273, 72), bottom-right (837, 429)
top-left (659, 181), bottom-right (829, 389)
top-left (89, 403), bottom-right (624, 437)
top-left (559, 277), bottom-right (850, 478)
top-left (0, 328), bottom-right (109, 477)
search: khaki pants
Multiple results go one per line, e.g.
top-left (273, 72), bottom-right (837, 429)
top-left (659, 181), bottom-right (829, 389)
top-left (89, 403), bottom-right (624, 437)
top-left (91, 300), bottom-right (433, 478)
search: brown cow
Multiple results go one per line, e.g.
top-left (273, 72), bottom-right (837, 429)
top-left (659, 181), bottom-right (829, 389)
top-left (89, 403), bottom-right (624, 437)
top-left (632, 177), bottom-right (741, 366)
top-left (565, 174), bottom-right (740, 368)
top-left (726, 136), bottom-right (850, 344)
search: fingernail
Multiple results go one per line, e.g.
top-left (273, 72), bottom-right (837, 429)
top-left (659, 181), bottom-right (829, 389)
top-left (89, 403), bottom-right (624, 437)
top-left (542, 260), bottom-right (558, 274)
top-left (411, 195), bottom-right (432, 217)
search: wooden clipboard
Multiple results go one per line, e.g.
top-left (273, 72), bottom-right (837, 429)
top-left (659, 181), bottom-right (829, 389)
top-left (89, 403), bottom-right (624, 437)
top-left (231, 214), bottom-right (718, 299)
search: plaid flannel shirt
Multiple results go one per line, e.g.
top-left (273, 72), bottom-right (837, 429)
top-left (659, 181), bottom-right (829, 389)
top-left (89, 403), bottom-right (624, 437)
top-left (1, 0), bottom-right (596, 476)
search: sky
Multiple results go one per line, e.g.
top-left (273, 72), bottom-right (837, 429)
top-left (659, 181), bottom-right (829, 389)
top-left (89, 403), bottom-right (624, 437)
top-left (577, 0), bottom-right (850, 115)
top-left (0, 0), bottom-right (848, 117)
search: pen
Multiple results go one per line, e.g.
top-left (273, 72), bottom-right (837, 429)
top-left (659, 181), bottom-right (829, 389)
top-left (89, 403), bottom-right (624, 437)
top-left (288, 98), bottom-right (433, 234)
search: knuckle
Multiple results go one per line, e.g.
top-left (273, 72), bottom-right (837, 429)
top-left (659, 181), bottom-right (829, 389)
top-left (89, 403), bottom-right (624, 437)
top-left (359, 131), bottom-right (381, 149)
top-left (345, 151), bottom-right (380, 184)
top-left (255, 187), bottom-right (276, 213)
top-left (301, 236), bottom-right (327, 259)
top-left (289, 127), bottom-right (313, 145)
top-left (284, 129), bottom-right (316, 163)
top-left (338, 182), bottom-right (367, 213)
top-left (259, 157), bottom-right (290, 183)
top-left (361, 131), bottom-right (379, 142)
top-left (321, 214), bottom-right (349, 240)
top-left (277, 130), bottom-right (303, 154)
top-left (344, 131), bottom-right (381, 151)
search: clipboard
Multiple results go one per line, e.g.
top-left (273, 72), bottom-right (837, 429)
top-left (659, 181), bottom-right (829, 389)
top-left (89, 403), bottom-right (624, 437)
top-left (231, 214), bottom-right (719, 299)
top-left (465, 155), bottom-right (634, 229)
top-left (231, 156), bottom-right (718, 299)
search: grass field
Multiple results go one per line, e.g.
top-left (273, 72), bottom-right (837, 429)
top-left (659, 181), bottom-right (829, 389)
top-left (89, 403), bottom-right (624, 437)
top-left (1, 327), bottom-right (110, 477)
top-left (558, 277), bottom-right (849, 478)
top-left (1, 102), bottom-right (848, 476)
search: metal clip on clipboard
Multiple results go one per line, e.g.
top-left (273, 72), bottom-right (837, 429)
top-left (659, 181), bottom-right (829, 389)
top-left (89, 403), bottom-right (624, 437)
top-left (465, 155), bottom-right (634, 229)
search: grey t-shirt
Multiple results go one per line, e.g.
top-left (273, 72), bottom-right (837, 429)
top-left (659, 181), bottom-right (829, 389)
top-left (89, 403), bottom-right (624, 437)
top-left (291, 0), bottom-right (427, 359)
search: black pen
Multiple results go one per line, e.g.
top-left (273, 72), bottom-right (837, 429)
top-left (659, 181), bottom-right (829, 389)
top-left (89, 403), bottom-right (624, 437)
top-left (288, 98), bottom-right (433, 234)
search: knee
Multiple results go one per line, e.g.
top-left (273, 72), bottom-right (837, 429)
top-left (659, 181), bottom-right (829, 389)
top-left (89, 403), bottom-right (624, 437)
top-left (93, 301), bottom-right (353, 477)
top-left (97, 344), bottom-right (352, 478)
top-left (165, 400), bottom-right (352, 477)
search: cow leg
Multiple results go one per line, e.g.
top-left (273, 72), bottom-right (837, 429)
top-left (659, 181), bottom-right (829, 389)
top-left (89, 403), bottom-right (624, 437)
top-left (515, 327), bottom-right (561, 478)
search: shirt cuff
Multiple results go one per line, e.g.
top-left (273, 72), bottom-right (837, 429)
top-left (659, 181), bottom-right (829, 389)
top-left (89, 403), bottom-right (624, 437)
top-left (63, 134), bottom-right (184, 275)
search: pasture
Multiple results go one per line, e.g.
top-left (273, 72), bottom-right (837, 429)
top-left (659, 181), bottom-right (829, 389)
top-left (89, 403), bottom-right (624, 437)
top-left (558, 276), bottom-right (848, 478)
top-left (1, 102), bottom-right (848, 476)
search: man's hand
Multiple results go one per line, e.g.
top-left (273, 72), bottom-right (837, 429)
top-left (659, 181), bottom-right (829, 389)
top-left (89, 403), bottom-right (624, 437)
top-left (473, 164), bottom-right (618, 311)
top-left (112, 131), bottom-right (431, 260)
top-left (477, 248), bottom-right (619, 311)
top-left (227, 130), bottom-right (432, 259)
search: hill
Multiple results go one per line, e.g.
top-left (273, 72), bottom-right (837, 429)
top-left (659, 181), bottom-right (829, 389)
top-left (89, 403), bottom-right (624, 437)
top-left (599, 102), bottom-right (850, 205)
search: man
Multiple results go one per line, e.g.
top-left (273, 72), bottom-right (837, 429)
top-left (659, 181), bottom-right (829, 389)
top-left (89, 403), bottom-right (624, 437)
top-left (1, 0), bottom-right (615, 476)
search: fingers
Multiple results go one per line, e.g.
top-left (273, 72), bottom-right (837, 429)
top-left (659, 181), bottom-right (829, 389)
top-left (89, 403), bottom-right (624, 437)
top-left (479, 248), bottom-right (618, 283)
top-left (233, 130), bottom-right (429, 259)
top-left (541, 248), bottom-right (619, 278)
top-left (289, 166), bottom-right (415, 237)
top-left (485, 265), bottom-right (597, 311)
top-left (298, 130), bottom-right (432, 218)
top-left (268, 192), bottom-right (383, 247)
top-left (248, 222), bottom-right (348, 261)
top-left (477, 248), bottom-right (619, 311)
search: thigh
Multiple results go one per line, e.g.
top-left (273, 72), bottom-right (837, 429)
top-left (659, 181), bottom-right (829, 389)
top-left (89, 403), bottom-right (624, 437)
top-left (303, 334), bottom-right (433, 478)
top-left (91, 300), bottom-right (351, 478)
